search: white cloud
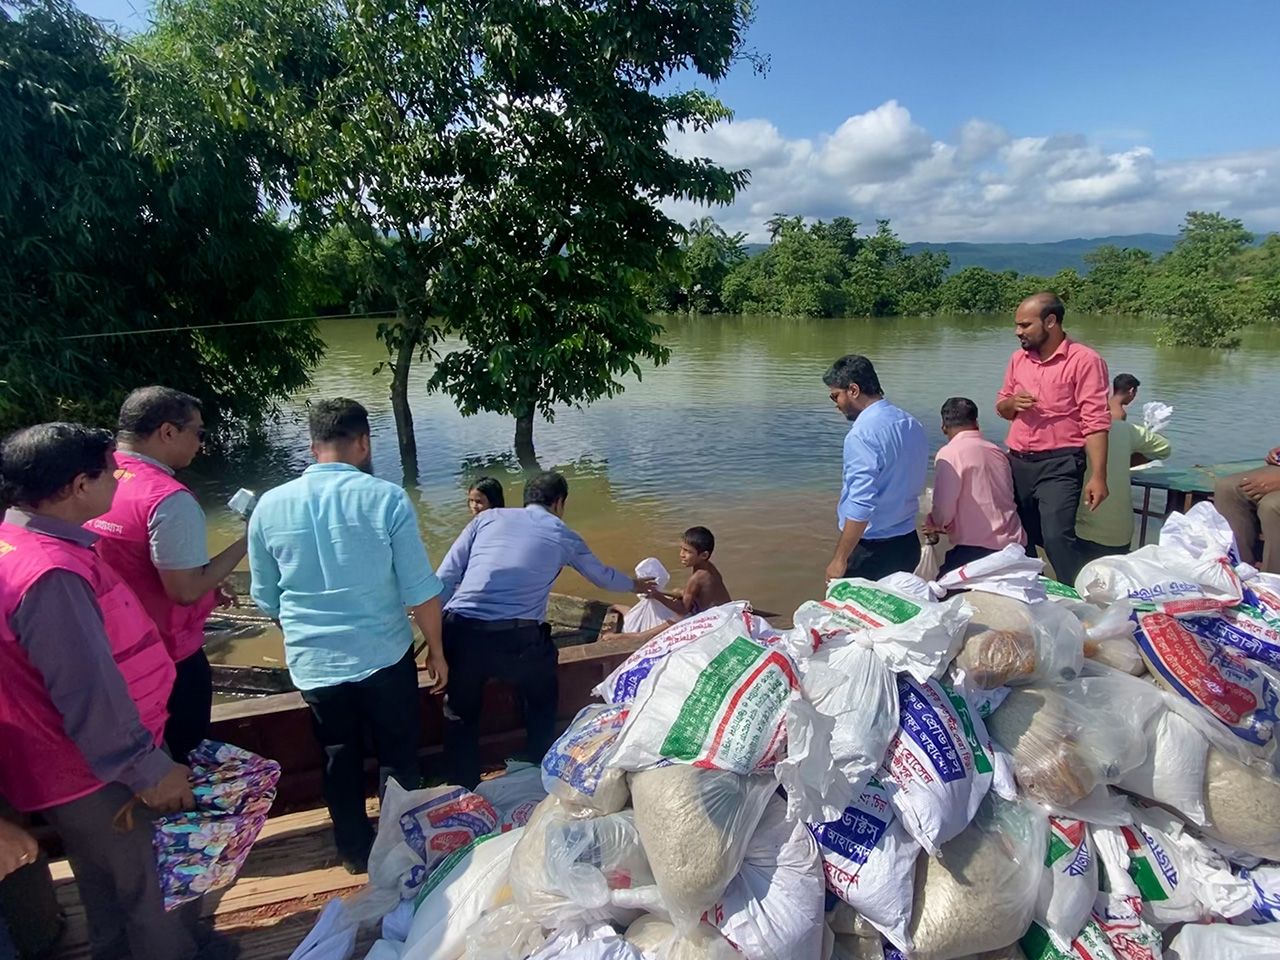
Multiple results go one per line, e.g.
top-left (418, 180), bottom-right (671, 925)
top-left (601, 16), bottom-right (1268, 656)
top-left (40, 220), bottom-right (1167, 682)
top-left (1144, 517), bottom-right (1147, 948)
top-left (662, 100), bottom-right (1280, 242)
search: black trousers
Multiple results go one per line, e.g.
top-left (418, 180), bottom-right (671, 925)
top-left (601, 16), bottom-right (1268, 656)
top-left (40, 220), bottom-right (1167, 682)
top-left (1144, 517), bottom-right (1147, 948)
top-left (43, 783), bottom-right (197, 960)
top-left (442, 614), bottom-right (559, 791)
top-left (164, 648), bottom-right (213, 762)
top-left (1008, 447), bottom-right (1088, 586)
top-left (939, 543), bottom-right (999, 577)
top-left (1077, 537), bottom-right (1129, 566)
top-left (300, 649), bottom-right (422, 862)
top-left (843, 531), bottom-right (921, 582)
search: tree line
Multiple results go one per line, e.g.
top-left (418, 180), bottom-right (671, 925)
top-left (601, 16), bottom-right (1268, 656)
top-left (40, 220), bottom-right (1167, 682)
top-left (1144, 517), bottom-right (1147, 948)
top-left (636, 211), bottom-right (1280, 348)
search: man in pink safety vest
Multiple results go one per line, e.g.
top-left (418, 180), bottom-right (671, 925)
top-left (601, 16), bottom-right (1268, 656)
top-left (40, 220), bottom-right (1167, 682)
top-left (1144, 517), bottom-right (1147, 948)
top-left (0, 423), bottom-right (200, 960)
top-left (88, 387), bottom-right (248, 761)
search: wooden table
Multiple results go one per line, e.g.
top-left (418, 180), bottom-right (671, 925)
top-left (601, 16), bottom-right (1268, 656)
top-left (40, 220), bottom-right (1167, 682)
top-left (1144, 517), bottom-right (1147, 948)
top-left (1130, 459), bottom-right (1263, 545)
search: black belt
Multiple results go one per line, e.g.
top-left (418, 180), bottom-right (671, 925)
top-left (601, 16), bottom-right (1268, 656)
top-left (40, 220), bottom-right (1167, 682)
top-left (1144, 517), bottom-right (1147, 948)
top-left (444, 612), bottom-right (543, 632)
top-left (1007, 446), bottom-right (1084, 463)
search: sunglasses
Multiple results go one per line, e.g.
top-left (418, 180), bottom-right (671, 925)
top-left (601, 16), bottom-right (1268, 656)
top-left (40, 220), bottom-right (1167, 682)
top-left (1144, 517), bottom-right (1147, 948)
top-left (169, 421), bottom-right (207, 442)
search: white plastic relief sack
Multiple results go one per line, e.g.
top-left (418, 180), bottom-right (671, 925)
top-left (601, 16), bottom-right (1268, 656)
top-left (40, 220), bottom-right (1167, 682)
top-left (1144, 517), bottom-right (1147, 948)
top-left (542, 704), bottom-right (630, 814)
top-left (954, 591), bottom-right (1085, 690)
top-left (932, 542), bottom-right (1048, 603)
top-left (611, 620), bottom-right (800, 774)
top-left (596, 603), bottom-right (754, 705)
top-left (1132, 609), bottom-right (1280, 748)
top-left (805, 578), bottom-right (970, 683)
top-left (1185, 590), bottom-right (1280, 670)
top-left (708, 795), bottom-right (825, 960)
top-left (1166, 921), bottom-right (1280, 960)
top-left (1020, 893), bottom-right (1161, 960)
top-left (907, 796), bottom-right (1048, 960)
top-left (628, 765), bottom-right (776, 933)
top-left (1035, 818), bottom-right (1097, 948)
top-left (1236, 865), bottom-right (1280, 924)
top-left (1200, 746), bottom-right (1280, 860)
top-left (807, 777), bottom-right (919, 952)
top-left (623, 600), bottom-right (681, 635)
top-left (775, 632), bottom-right (899, 823)
top-left (1141, 401), bottom-right (1173, 434)
top-left (879, 676), bottom-right (996, 856)
top-left (1115, 708), bottom-right (1209, 825)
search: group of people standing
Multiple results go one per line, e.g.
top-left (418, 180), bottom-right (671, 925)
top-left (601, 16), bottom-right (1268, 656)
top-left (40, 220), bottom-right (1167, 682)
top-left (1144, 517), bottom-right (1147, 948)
top-left (825, 291), bottom-right (1175, 587)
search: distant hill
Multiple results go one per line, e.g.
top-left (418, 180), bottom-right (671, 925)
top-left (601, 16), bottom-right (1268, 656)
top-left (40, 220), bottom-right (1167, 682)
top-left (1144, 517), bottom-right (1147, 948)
top-left (904, 234), bottom-right (1179, 276)
top-left (740, 233), bottom-right (1180, 275)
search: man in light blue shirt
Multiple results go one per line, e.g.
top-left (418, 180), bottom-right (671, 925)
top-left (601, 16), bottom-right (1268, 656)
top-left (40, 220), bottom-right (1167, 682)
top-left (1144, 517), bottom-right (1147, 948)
top-left (436, 471), bottom-right (653, 788)
top-left (248, 399), bottom-right (444, 872)
top-left (823, 354), bottom-right (929, 583)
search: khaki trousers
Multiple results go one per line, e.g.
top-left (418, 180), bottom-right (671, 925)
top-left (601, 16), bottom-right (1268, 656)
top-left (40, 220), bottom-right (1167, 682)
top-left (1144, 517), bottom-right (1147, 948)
top-left (1214, 466), bottom-right (1280, 574)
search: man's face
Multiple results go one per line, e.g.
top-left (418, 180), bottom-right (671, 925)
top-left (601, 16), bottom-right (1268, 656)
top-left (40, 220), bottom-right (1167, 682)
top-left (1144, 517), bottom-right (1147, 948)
top-left (1014, 306), bottom-right (1050, 352)
top-left (678, 542), bottom-right (697, 567)
top-left (828, 385), bottom-right (860, 422)
top-left (169, 410), bottom-right (206, 469)
top-left (80, 456), bottom-right (120, 519)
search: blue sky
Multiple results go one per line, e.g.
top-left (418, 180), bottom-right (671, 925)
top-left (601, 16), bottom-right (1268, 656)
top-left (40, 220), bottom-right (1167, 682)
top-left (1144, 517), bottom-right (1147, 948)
top-left (77, 0), bottom-right (1280, 242)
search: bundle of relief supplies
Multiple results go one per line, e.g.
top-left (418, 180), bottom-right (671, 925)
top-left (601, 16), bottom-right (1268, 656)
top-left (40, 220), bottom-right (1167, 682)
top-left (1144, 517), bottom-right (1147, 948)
top-left (292, 505), bottom-right (1280, 960)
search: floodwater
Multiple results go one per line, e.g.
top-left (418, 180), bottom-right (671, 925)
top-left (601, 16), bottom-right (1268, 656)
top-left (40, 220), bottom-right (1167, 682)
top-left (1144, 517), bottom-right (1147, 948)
top-left (196, 313), bottom-right (1280, 667)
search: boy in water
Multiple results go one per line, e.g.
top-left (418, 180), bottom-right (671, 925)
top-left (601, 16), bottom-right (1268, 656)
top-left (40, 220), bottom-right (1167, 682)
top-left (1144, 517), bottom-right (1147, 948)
top-left (646, 526), bottom-right (731, 617)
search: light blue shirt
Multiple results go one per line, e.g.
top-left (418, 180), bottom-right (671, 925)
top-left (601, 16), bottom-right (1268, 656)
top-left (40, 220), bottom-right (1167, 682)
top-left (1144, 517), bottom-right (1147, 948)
top-left (838, 398), bottom-right (929, 540)
top-left (247, 462), bottom-right (443, 690)
top-left (437, 505), bottom-right (633, 621)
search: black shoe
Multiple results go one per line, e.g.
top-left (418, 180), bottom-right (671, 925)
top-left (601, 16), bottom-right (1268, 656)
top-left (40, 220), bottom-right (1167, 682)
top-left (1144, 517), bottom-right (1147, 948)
top-left (341, 854), bottom-right (369, 876)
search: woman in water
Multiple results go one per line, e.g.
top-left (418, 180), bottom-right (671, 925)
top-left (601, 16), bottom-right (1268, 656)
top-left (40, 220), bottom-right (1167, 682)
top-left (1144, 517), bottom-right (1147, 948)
top-left (467, 476), bottom-right (505, 515)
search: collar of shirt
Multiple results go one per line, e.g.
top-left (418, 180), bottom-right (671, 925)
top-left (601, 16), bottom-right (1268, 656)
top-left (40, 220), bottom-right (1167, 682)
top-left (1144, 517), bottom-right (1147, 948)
top-left (5, 508), bottom-right (99, 547)
top-left (848, 397), bottom-right (889, 432)
top-left (303, 462), bottom-right (364, 477)
top-left (1024, 336), bottom-right (1073, 366)
top-left (944, 429), bottom-right (987, 449)
top-left (115, 449), bottom-right (176, 476)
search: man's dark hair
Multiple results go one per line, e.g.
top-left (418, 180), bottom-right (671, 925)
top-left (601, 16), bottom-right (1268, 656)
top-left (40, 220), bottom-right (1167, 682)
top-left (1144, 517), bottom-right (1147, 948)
top-left (117, 386), bottom-right (202, 441)
top-left (822, 355), bottom-right (883, 395)
top-left (309, 398), bottom-right (371, 444)
top-left (1113, 373), bottom-right (1140, 395)
top-left (1024, 291), bottom-right (1066, 325)
top-left (683, 526), bottom-right (715, 556)
top-left (470, 476), bottom-right (505, 509)
top-left (523, 471), bottom-right (569, 508)
top-left (0, 423), bottom-right (115, 509)
top-left (940, 397), bottom-right (980, 430)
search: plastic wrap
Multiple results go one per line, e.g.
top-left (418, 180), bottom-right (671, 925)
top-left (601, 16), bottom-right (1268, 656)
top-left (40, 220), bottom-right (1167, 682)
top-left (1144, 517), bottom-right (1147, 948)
top-left (1201, 746), bottom-right (1280, 859)
top-left (543, 811), bottom-right (654, 913)
top-left (628, 765), bottom-right (776, 934)
top-left (1115, 708), bottom-right (1209, 825)
top-left (623, 915), bottom-right (737, 960)
top-left (954, 593), bottom-right (1085, 690)
top-left (543, 704), bottom-right (630, 815)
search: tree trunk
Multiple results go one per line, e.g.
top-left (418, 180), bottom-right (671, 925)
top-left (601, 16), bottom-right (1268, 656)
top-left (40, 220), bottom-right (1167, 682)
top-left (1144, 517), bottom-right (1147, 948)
top-left (391, 331), bottom-right (418, 483)
top-left (514, 411), bottom-right (537, 469)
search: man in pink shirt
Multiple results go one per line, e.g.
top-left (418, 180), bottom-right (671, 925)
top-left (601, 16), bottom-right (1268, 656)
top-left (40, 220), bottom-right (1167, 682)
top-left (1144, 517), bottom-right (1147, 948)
top-left (996, 292), bottom-right (1111, 586)
top-left (927, 398), bottom-right (1026, 574)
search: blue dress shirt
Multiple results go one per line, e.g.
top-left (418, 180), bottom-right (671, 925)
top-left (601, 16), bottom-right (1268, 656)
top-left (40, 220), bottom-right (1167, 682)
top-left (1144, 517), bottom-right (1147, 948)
top-left (838, 398), bottom-right (929, 540)
top-left (437, 505), bottom-right (633, 621)
top-left (247, 462), bottom-right (443, 690)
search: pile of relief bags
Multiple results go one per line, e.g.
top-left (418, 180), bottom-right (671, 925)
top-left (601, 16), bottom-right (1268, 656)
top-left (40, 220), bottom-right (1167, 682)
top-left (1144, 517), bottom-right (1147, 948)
top-left (303, 502), bottom-right (1280, 960)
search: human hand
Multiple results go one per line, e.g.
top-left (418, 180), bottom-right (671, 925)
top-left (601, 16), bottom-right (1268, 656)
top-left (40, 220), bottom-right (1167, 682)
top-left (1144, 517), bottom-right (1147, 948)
top-left (138, 762), bottom-right (195, 814)
top-left (825, 556), bottom-right (847, 583)
top-left (215, 582), bottom-right (237, 608)
top-left (1266, 447), bottom-right (1280, 467)
top-left (632, 577), bottom-right (658, 595)
top-left (0, 819), bottom-right (38, 880)
top-left (1084, 474), bottom-right (1109, 511)
top-left (421, 660), bottom-right (448, 695)
top-left (1241, 473), bottom-right (1280, 501)
top-left (1010, 391), bottom-right (1036, 413)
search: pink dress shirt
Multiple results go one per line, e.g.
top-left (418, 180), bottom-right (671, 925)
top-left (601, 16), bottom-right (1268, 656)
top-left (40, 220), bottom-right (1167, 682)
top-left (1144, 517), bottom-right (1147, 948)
top-left (996, 338), bottom-right (1111, 453)
top-left (929, 430), bottom-right (1026, 551)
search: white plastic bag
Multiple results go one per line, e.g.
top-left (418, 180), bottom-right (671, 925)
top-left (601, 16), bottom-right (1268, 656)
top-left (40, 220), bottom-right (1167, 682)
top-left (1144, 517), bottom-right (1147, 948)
top-left (1142, 401), bottom-right (1172, 434)
top-left (543, 811), bottom-right (654, 915)
top-left (1166, 921), bottom-right (1280, 960)
top-left (932, 543), bottom-right (1048, 603)
top-left (623, 600), bottom-right (680, 635)
top-left (596, 603), bottom-right (755, 705)
top-left (624, 915), bottom-right (737, 960)
top-left (629, 765), bottom-right (776, 933)
top-left (954, 592), bottom-right (1085, 690)
top-left (775, 632), bottom-right (899, 823)
top-left (611, 621), bottom-right (800, 774)
top-left (286, 898), bottom-right (358, 960)
top-left (1236, 864), bottom-right (1280, 923)
top-left (542, 704), bottom-right (630, 815)
top-left (475, 763), bottom-right (547, 831)
top-left (808, 777), bottom-right (919, 952)
top-left (1115, 708), bottom-right (1209, 825)
top-left (879, 677), bottom-right (997, 855)
top-left (1132, 610), bottom-right (1280, 747)
top-left (1020, 893), bottom-right (1161, 960)
top-left (907, 796), bottom-right (1048, 960)
top-left (709, 795), bottom-right (825, 960)
top-left (400, 828), bottom-right (524, 960)
top-left (1186, 602), bottom-right (1280, 670)
top-left (1035, 818), bottom-right (1097, 949)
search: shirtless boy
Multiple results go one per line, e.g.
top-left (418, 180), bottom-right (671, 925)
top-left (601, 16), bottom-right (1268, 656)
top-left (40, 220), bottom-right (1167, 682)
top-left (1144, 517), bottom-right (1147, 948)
top-left (647, 526), bottom-right (731, 617)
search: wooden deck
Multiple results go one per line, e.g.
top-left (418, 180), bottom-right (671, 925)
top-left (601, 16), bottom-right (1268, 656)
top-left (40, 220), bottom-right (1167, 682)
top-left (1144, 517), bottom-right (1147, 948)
top-left (47, 804), bottom-right (378, 960)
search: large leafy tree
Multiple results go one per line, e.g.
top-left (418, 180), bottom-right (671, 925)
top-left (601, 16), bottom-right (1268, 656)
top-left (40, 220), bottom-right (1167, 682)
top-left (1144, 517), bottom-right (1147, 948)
top-left (148, 0), bottom-right (756, 470)
top-left (1147, 212), bottom-right (1254, 348)
top-left (0, 0), bottom-right (322, 435)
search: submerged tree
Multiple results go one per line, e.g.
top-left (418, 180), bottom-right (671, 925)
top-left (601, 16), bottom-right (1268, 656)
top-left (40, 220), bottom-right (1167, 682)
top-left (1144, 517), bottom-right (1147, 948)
top-left (148, 0), bottom-right (756, 470)
top-left (1148, 212), bottom-right (1254, 348)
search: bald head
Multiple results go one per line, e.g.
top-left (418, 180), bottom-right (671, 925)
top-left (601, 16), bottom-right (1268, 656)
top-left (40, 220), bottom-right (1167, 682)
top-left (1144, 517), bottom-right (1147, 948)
top-left (1019, 292), bottom-right (1065, 326)
top-left (1014, 291), bottom-right (1067, 356)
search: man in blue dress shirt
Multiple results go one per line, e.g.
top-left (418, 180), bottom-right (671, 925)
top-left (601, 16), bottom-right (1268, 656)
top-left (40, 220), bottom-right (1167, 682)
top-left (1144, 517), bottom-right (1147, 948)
top-left (822, 354), bottom-right (929, 583)
top-left (248, 399), bottom-right (446, 872)
top-left (435, 471), bottom-right (655, 788)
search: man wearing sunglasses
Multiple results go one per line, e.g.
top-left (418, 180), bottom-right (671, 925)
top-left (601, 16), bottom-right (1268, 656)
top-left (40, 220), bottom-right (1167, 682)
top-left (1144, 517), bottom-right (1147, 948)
top-left (88, 387), bottom-right (248, 762)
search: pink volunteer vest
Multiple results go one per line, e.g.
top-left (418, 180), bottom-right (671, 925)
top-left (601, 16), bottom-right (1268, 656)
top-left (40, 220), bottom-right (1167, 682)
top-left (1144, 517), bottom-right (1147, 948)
top-left (0, 522), bottom-right (174, 811)
top-left (87, 453), bottom-right (218, 662)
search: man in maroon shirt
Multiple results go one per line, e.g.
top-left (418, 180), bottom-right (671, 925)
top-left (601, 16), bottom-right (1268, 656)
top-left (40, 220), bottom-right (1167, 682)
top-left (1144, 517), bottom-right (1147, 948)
top-left (996, 292), bottom-right (1111, 585)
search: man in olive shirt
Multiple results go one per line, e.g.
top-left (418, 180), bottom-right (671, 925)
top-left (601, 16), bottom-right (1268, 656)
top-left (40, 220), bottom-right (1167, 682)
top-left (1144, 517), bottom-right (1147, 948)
top-left (1075, 416), bottom-right (1172, 563)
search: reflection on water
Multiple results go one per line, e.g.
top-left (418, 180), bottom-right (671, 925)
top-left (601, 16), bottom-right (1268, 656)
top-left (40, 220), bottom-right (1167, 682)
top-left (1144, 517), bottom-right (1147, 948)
top-left (200, 314), bottom-right (1280, 666)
